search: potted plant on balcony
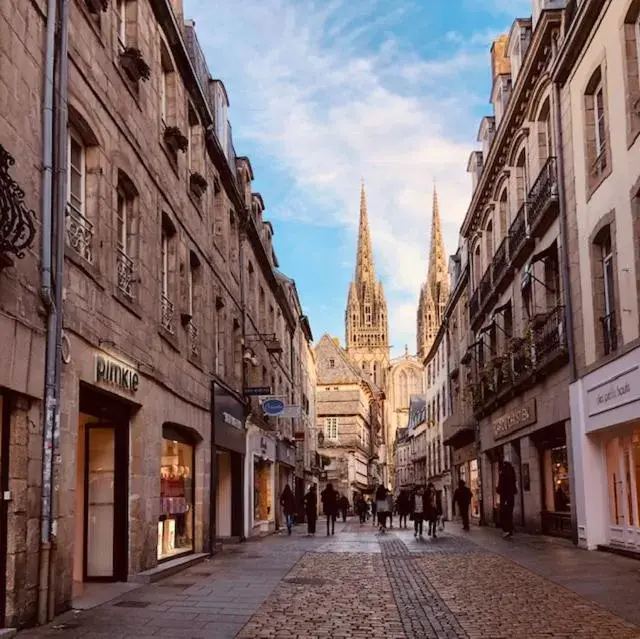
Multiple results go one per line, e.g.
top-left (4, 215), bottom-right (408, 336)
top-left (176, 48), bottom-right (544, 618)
top-left (85, 0), bottom-right (108, 13)
top-left (189, 171), bottom-right (208, 198)
top-left (119, 47), bottom-right (151, 82)
top-left (163, 126), bottom-right (189, 153)
top-left (530, 310), bottom-right (548, 330)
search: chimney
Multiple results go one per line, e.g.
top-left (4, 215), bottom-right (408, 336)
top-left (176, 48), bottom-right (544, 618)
top-left (490, 35), bottom-right (511, 81)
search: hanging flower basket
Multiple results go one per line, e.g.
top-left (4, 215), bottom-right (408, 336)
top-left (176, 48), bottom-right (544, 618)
top-left (119, 47), bottom-right (151, 82)
top-left (85, 0), bottom-right (108, 13)
top-left (189, 172), bottom-right (208, 198)
top-left (163, 126), bottom-right (189, 153)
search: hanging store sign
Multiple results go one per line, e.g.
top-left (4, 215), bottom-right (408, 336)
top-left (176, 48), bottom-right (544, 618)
top-left (95, 353), bottom-right (139, 393)
top-left (244, 386), bottom-right (272, 396)
top-left (262, 398), bottom-right (285, 416)
top-left (492, 399), bottom-right (536, 439)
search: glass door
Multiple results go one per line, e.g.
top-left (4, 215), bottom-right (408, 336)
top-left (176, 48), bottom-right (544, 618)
top-left (84, 426), bottom-right (116, 580)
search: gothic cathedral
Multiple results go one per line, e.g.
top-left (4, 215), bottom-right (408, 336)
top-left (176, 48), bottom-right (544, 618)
top-left (417, 187), bottom-right (450, 360)
top-left (345, 183), bottom-right (390, 389)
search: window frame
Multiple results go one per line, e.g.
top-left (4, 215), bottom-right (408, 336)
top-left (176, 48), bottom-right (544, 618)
top-left (161, 228), bottom-right (169, 298)
top-left (594, 83), bottom-right (606, 159)
top-left (117, 0), bottom-right (126, 51)
top-left (68, 130), bottom-right (86, 218)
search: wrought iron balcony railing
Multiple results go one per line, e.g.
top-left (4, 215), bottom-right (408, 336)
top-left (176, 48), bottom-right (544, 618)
top-left (532, 305), bottom-right (566, 364)
top-left (479, 265), bottom-right (493, 306)
top-left (511, 337), bottom-right (533, 383)
top-left (66, 206), bottom-right (94, 263)
top-left (117, 248), bottom-right (134, 300)
top-left (508, 201), bottom-right (528, 259)
top-left (0, 143), bottom-right (36, 266)
top-left (187, 320), bottom-right (200, 358)
top-left (527, 157), bottom-right (558, 233)
top-left (492, 237), bottom-right (509, 288)
top-left (161, 294), bottom-right (176, 334)
top-left (469, 287), bottom-right (480, 322)
top-left (601, 311), bottom-right (617, 356)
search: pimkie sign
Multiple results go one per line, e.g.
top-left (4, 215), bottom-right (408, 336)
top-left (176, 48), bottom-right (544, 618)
top-left (95, 353), bottom-right (140, 393)
top-left (492, 399), bottom-right (536, 439)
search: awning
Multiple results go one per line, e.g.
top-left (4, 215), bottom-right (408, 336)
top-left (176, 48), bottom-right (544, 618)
top-left (443, 425), bottom-right (475, 448)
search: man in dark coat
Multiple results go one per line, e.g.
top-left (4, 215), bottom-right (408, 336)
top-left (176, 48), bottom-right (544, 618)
top-left (303, 485), bottom-right (318, 536)
top-left (321, 483), bottom-right (338, 536)
top-left (497, 461), bottom-right (517, 538)
top-left (452, 479), bottom-right (473, 531)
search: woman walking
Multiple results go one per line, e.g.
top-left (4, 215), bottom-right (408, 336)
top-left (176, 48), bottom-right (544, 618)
top-left (426, 482), bottom-right (438, 539)
top-left (411, 485), bottom-right (425, 539)
top-left (304, 485), bottom-right (318, 536)
top-left (375, 484), bottom-right (389, 533)
top-left (280, 484), bottom-right (296, 535)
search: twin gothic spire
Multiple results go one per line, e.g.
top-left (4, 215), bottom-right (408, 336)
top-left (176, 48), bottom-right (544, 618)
top-left (417, 186), bottom-right (449, 359)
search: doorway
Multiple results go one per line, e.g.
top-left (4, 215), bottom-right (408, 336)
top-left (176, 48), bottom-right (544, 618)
top-left (74, 387), bottom-right (129, 589)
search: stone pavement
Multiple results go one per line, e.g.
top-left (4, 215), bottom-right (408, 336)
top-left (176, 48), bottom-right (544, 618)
top-left (15, 519), bottom-right (640, 638)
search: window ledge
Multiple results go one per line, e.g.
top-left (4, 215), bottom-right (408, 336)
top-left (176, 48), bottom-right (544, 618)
top-left (65, 246), bottom-right (105, 291)
top-left (586, 161), bottom-right (612, 202)
top-left (160, 139), bottom-right (180, 177)
top-left (113, 289), bottom-right (143, 320)
top-left (158, 326), bottom-right (180, 353)
top-left (113, 60), bottom-right (142, 109)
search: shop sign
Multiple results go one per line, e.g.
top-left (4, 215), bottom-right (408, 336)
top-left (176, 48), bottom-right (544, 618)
top-left (95, 353), bottom-right (139, 393)
top-left (213, 382), bottom-right (245, 454)
top-left (262, 398), bottom-right (285, 416)
top-left (244, 386), bottom-right (272, 396)
top-left (453, 443), bottom-right (476, 466)
top-left (587, 366), bottom-right (640, 417)
top-left (223, 412), bottom-right (242, 429)
top-left (492, 399), bottom-right (536, 439)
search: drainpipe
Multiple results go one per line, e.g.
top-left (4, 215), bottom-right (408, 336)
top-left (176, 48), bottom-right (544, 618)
top-left (238, 219), bottom-right (248, 542)
top-left (551, 32), bottom-right (579, 546)
top-left (38, 0), bottom-right (59, 625)
top-left (48, 0), bottom-right (70, 620)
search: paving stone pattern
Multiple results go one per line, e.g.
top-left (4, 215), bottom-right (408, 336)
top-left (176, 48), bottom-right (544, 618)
top-left (380, 537), bottom-right (468, 639)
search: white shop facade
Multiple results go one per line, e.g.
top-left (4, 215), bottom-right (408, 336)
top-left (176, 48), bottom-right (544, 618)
top-left (570, 345), bottom-right (640, 551)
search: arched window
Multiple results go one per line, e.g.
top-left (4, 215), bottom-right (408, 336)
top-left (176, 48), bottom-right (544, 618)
top-left (515, 148), bottom-right (528, 208)
top-left (473, 243), bottom-right (481, 287)
top-left (537, 98), bottom-right (552, 165)
top-left (485, 219), bottom-right (494, 263)
top-left (498, 188), bottom-right (508, 238)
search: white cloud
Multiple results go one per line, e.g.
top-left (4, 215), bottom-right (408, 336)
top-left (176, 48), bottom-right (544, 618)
top-left (185, 0), bottom-right (494, 355)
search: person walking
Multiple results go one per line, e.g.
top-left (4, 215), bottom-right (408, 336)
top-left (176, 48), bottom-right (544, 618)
top-left (435, 489), bottom-right (444, 532)
top-left (304, 485), bottom-right (317, 536)
top-left (339, 494), bottom-right (349, 522)
top-left (386, 491), bottom-right (394, 528)
top-left (321, 483), bottom-right (338, 536)
top-left (497, 461), bottom-right (518, 538)
top-left (375, 484), bottom-right (389, 533)
top-left (280, 484), bottom-right (296, 535)
top-left (452, 479), bottom-right (473, 531)
top-left (411, 485), bottom-right (425, 539)
top-left (356, 494), bottom-right (368, 525)
top-left (397, 491), bottom-right (410, 529)
top-left (426, 482), bottom-right (438, 539)
top-left (371, 495), bottom-right (377, 525)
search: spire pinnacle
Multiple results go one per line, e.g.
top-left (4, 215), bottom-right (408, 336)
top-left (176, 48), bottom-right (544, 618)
top-left (355, 181), bottom-right (375, 285)
top-left (427, 185), bottom-right (445, 287)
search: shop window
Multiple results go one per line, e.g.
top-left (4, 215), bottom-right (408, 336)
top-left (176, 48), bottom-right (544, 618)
top-left (606, 438), bottom-right (625, 526)
top-left (543, 445), bottom-right (570, 512)
top-left (254, 456), bottom-right (273, 523)
top-left (158, 427), bottom-right (195, 561)
top-left (470, 459), bottom-right (480, 518)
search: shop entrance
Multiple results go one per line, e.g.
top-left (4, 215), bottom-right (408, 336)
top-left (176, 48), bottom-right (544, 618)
top-left (74, 387), bottom-right (129, 586)
top-left (605, 427), bottom-right (640, 549)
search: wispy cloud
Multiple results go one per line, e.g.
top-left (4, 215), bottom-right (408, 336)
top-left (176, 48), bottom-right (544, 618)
top-left (185, 0), bottom-right (515, 353)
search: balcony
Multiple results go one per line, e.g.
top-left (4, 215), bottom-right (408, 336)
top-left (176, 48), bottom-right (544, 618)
top-left (161, 294), bottom-right (176, 335)
top-left (511, 337), bottom-right (533, 385)
top-left (469, 288), bottom-right (480, 323)
top-left (116, 249), bottom-right (134, 300)
top-left (492, 237), bottom-right (509, 294)
top-left (66, 206), bottom-right (94, 263)
top-left (532, 305), bottom-right (568, 370)
top-left (601, 311), bottom-right (617, 356)
top-left (478, 265), bottom-right (494, 312)
top-left (508, 201), bottom-right (529, 267)
top-left (528, 157), bottom-right (559, 237)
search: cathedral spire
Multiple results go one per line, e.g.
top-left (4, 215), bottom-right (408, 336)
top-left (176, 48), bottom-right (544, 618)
top-left (427, 185), bottom-right (446, 288)
top-left (355, 181), bottom-right (375, 286)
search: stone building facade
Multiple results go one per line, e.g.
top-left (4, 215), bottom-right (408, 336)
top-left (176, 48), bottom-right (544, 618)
top-left (0, 0), bottom-right (314, 629)
top-left (460, 3), bottom-right (573, 536)
top-left (554, 0), bottom-right (640, 551)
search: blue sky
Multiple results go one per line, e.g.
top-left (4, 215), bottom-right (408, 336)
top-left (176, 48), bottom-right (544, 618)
top-left (184, 0), bottom-right (530, 355)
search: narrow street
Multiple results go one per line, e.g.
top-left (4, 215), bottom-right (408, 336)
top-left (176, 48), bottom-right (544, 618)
top-left (16, 522), bottom-right (640, 639)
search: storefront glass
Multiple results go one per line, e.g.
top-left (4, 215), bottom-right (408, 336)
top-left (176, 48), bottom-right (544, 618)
top-left (158, 438), bottom-right (194, 560)
top-left (544, 445), bottom-right (571, 512)
top-left (254, 458), bottom-right (273, 522)
top-left (470, 460), bottom-right (480, 518)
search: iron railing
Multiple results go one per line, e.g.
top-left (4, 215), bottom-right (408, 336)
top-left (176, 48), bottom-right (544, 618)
top-left (66, 205), bottom-right (94, 263)
top-left (533, 306), bottom-right (566, 364)
top-left (117, 249), bottom-right (134, 299)
top-left (161, 294), bottom-right (176, 334)
top-left (508, 201), bottom-right (528, 259)
top-left (479, 265), bottom-right (493, 305)
top-left (492, 237), bottom-right (509, 287)
top-left (527, 157), bottom-right (558, 232)
top-left (469, 288), bottom-right (480, 322)
top-left (601, 311), bottom-right (617, 355)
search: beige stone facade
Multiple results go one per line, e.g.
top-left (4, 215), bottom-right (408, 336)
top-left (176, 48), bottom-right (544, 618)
top-left (0, 0), bottom-right (314, 629)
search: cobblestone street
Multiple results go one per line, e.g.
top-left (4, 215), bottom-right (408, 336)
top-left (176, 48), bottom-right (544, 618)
top-left (15, 521), bottom-right (640, 639)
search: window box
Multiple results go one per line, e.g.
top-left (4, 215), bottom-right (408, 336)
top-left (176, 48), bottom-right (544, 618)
top-left (119, 47), bottom-right (151, 83)
top-left (85, 0), bottom-right (108, 13)
top-left (164, 126), bottom-right (189, 153)
top-left (189, 172), bottom-right (208, 198)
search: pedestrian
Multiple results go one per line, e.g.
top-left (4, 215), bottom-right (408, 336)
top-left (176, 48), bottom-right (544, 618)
top-left (280, 484), bottom-right (296, 535)
top-left (426, 482), bottom-right (438, 539)
top-left (386, 491), bottom-right (394, 528)
top-left (411, 484), bottom-right (425, 539)
top-left (452, 479), bottom-right (473, 531)
top-left (356, 494), bottom-right (368, 525)
top-left (371, 496), bottom-right (377, 525)
top-left (497, 460), bottom-right (517, 538)
top-left (321, 483), bottom-right (338, 536)
top-left (435, 489), bottom-right (444, 531)
top-left (304, 485), bottom-right (317, 536)
top-left (339, 494), bottom-right (349, 522)
top-left (375, 484), bottom-right (389, 533)
top-left (397, 491), bottom-right (409, 529)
